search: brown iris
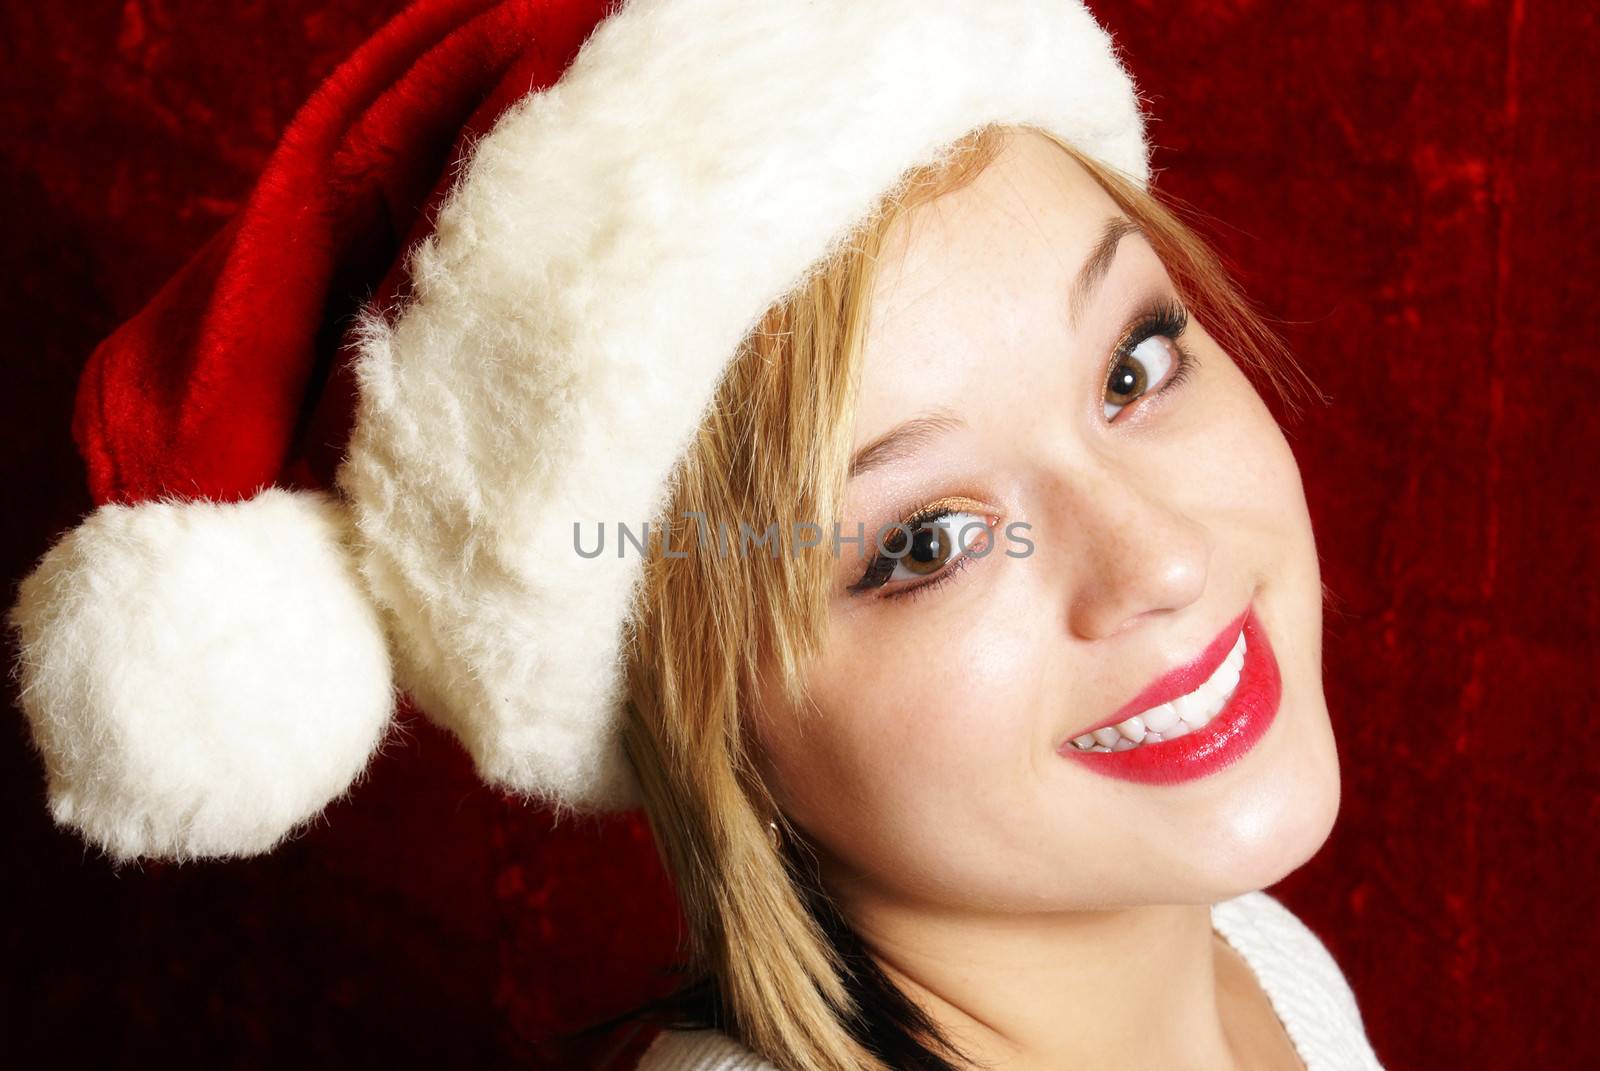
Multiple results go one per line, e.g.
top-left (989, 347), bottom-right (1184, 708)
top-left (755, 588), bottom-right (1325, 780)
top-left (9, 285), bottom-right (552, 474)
top-left (885, 510), bottom-right (986, 577)
top-left (1106, 356), bottom-right (1149, 407)
top-left (882, 522), bottom-right (953, 576)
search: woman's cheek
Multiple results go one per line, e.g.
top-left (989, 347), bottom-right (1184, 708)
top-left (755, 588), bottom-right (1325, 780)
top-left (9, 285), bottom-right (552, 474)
top-left (799, 588), bottom-right (1047, 853)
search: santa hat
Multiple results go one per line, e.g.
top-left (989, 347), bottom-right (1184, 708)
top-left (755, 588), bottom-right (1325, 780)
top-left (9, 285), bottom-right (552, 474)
top-left (7, 0), bottom-right (1150, 861)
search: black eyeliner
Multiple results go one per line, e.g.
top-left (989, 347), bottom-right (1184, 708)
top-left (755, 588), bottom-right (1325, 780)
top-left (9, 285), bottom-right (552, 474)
top-left (1103, 295), bottom-right (1197, 417)
top-left (1105, 295), bottom-right (1190, 387)
top-left (847, 500), bottom-right (993, 596)
top-left (846, 502), bottom-right (956, 594)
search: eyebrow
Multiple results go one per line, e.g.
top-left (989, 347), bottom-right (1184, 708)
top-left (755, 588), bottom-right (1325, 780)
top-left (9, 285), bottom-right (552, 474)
top-left (847, 407), bottom-right (967, 480)
top-left (1068, 215), bottom-right (1143, 330)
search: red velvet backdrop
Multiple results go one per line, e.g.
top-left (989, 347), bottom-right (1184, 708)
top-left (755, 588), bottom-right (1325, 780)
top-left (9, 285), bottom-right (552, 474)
top-left (3, 2), bottom-right (1594, 1068)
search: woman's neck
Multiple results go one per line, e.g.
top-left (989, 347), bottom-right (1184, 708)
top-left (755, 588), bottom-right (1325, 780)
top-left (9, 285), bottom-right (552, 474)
top-left (837, 884), bottom-right (1266, 1071)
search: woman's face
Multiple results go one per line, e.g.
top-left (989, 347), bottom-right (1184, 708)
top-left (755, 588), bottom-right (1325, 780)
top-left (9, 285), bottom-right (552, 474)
top-left (750, 129), bottom-right (1339, 914)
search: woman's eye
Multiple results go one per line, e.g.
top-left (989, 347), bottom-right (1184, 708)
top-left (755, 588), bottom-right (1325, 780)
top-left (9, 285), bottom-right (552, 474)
top-left (885, 510), bottom-right (989, 580)
top-left (849, 510), bottom-right (993, 595)
top-left (1104, 333), bottom-right (1180, 420)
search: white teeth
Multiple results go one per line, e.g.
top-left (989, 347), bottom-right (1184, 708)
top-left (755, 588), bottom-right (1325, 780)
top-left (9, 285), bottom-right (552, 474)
top-left (1213, 661), bottom-right (1241, 698)
top-left (1068, 630), bottom-right (1247, 753)
top-left (1141, 702), bottom-right (1180, 734)
top-left (1115, 714), bottom-right (1147, 743)
top-left (1172, 688), bottom-right (1212, 727)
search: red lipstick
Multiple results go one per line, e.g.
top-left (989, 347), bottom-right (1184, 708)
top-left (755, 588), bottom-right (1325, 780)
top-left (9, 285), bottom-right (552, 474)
top-left (1058, 606), bottom-right (1281, 785)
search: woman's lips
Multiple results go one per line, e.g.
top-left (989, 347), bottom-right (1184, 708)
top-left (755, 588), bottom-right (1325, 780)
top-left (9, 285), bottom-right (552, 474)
top-left (1057, 606), bottom-right (1281, 785)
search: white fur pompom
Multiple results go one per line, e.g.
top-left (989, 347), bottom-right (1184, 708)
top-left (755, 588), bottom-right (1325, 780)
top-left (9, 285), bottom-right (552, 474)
top-left (6, 487), bottom-right (396, 862)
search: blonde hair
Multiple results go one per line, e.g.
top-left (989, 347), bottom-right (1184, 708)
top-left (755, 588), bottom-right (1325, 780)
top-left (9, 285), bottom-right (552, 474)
top-left (618, 123), bottom-right (1309, 1071)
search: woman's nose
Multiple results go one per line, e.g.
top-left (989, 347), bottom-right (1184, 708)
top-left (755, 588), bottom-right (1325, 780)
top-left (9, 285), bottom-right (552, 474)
top-left (1049, 467), bottom-right (1213, 642)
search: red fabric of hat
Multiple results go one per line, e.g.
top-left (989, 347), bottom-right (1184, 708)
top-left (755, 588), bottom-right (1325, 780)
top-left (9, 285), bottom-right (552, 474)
top-left (78, 0), bottom-right (613, 508)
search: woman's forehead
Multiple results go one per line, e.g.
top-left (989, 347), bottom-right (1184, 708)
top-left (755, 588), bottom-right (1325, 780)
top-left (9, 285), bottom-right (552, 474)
top-left (878, 132), bottom-right (1116, 281)
top-left (853, 134), bottom-right (1127, 436)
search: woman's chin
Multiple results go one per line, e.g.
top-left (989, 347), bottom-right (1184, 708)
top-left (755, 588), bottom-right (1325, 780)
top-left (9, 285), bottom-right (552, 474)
top-left (1192, 701), bottom-right (1342, 898)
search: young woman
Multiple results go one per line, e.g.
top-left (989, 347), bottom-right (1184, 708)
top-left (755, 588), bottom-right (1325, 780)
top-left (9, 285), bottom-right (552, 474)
top-left (617, 123), bottom-right (1376, 1071)
top-left (7, 2), bottom-right (1382, 1068)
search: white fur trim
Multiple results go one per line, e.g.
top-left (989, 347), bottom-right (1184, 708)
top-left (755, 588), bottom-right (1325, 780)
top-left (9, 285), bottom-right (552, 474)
top-left (336, 0), bottom-right (1149, 811)
top-left (6, 488), bottom-right (396, 861)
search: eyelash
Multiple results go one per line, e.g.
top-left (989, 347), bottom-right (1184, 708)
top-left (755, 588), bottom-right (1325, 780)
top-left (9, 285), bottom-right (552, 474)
top-left (848, 504), bottom-right (992, 601)
top-left (1104, 295), bottom-right (1197, 419)
top-left (877, 544), bottom-right (978, 603)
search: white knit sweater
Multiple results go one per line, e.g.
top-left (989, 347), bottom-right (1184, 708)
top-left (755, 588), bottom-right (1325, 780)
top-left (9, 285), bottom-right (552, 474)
top-left (635, 891), bottom-right (1383, 1070)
